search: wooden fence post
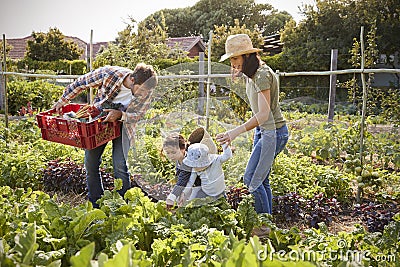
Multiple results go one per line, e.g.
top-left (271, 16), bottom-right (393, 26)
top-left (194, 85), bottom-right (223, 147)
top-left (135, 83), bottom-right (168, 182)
top-left (328, 49), bottom-right (338, 122)
top-left (88, 29), bottom-right (93, 104)
top-left (0, 53), bottom-right (3, 110)
top-left (198, 52), bottom-right (205, 116)
top-left (357, 26), bottom-right (367, 203)
top-left (205, 31), bottom-right (212, 131)
top-left (2, 34), bottom-right (8, 143)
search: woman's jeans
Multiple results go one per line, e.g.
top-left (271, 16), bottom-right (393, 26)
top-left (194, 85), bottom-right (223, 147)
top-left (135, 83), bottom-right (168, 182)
top-left (85, 126), bottom-right (131, 208)
top-left (243, 124), bottom-right (289, 214)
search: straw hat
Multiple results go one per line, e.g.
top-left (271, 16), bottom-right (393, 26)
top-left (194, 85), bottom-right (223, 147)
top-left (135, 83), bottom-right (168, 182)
top-left (188, 127), bottom-right (217, 154)
top-left (219, 34), bottom-right (263, 62)
top-left (183, 143), bottom-right (217, 168)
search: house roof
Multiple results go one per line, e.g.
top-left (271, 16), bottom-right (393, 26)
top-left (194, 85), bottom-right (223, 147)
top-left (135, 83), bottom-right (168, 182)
top-left (166, 36), bottom-right (206, 52)
top-left (6, 36), bottom-right (32, 59)
top-left (91, 42), bottom-right (109, 55)
top-left (6, 36), bottom-right (109, 60)
top-left (6, 35), bottom-right (204, 60)
top-left (263, 33), bottom-right (283, 55)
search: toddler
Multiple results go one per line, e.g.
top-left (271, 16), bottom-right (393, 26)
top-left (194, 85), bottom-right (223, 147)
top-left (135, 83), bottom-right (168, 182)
top-left (182, 142), bottom-right (232, 202)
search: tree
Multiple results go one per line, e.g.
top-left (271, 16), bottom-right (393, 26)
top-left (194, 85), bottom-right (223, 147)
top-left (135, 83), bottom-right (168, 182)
top-left (94, 16), bottom-right (173, 69)
top-left (261, 10), bottom-right (292, 36)
top-left (0, 41), bottom-right (12, 60)
top-left (280, 1), bottom-right (356, 72)
top-left (212, 19), bottom-right (264, 61)
top-left (135, 14), bottom-right (170, 62)
top-left (142, 0), bottom-right (291, 39)
top-left (280, 0), bottom-right (400, 72)
top-left (26, 28), bottom-right (82, 61)
top-left (142, 8), bottom-right (196, 38)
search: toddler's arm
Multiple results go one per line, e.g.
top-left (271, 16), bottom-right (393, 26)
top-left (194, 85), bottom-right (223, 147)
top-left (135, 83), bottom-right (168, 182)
top-left (179, 172), bottom-right (197, 204)
top-left (219, 143), bottom-right (232, 163)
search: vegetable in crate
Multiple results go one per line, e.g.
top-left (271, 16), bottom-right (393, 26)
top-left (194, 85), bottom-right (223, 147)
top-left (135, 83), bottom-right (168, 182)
top-left (60, 104), bottom-right (101, 122)
top-left (52, 64), bottom-right (158, 208)
top-left (93, 101), bottom-right (124, 120)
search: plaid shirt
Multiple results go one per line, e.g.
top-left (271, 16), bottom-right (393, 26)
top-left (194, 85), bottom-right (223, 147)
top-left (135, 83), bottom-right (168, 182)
top-left (58, 65), bottom-right (153, 145)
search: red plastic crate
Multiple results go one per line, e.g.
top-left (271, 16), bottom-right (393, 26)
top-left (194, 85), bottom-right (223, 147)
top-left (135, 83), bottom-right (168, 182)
top-left (36, 104), bottom-right (121, 149)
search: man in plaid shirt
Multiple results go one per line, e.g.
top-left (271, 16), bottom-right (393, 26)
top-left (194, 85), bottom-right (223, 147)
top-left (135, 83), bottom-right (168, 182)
top-left (53, 63), bottom-right (158, 208)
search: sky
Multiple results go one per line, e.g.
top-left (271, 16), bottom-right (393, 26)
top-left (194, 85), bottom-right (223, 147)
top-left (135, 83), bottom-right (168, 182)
top-left (0, 0), bottom-right (315, 43)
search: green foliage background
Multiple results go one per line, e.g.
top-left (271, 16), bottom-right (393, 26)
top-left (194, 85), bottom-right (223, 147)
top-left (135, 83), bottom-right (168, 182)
top-left (7, 80), bottom-right (64, 115)
top-left (26, 28), bottom-right (83, 61)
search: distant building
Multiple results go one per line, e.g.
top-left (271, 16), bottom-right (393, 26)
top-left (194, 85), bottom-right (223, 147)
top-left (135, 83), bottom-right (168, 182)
top-left (6, 35), bottom-right (206, 60)
top-left (263, 33), bottom-right (283, 56)
top-left (166, 36), bottom-right (206, 58)
top-left (5, 36), bottom-right (32, 60)
top-left (5, 36), bottom-right (109, 61)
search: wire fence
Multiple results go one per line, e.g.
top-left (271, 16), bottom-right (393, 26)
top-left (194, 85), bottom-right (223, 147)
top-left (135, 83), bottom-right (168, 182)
top-left (1, 67), bottom-right (400, 117)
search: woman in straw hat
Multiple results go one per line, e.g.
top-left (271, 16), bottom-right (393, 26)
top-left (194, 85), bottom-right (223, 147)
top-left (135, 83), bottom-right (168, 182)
top-left (216, 34), bottom-right (289, 216)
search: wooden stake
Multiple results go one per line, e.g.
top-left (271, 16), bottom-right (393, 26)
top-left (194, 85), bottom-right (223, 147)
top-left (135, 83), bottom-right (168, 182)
top-left (2, 34), bottom-right (8, 144)
top-left (328, 49), bottom-right (338, 122)
top-left (88, 29), bottom-right (94, 104)
top-left (206, 31), bottom-right (212, 131)
top-left (198, 52), bottom-right (205, 116)
top-left (357, 26), bottom-right (367, 203)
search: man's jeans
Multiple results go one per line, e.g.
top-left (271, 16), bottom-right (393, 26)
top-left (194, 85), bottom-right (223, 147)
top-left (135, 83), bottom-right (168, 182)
top-left (85, 126), bottom-right (130, 208)
top-left (243, 125), bottom-right (289, 214)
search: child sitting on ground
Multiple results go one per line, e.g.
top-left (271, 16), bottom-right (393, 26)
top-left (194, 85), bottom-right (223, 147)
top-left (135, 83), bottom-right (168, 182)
top-left (182, 142), bottom-right (232, 203)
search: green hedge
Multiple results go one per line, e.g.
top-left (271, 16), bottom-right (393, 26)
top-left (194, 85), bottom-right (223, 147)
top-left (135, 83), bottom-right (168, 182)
top-left (15, 58), bottom-right (87, 75)
top-left (7, 80), bottom-right (64, 115)
top-left (154, 57), bottom-right (197, 70)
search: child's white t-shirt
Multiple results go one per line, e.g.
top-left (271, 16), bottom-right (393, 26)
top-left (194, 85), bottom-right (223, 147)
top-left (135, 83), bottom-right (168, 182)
top-left (185, 144), bottom-right (232, 197)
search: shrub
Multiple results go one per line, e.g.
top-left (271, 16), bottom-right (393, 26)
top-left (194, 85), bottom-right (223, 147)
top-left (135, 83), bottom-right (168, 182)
top-left (15, 58), bottom-right (87, 75)
top-left (7, 80), bottom-right (64, 115)
top-left (0, 141), bottom-right (46, 189)
top-left (271, 153), bottom-right (353, 203)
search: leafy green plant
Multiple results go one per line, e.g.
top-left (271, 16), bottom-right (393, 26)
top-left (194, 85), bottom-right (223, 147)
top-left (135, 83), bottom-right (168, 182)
top-left (1, 185), bottom-right (399, 266)
top-left (16, 58), bottom-right (87, 75)
top-left (7, 80), bottom-right (63, 115)
top-left (271, 154), bottom-right (352, 203)
top-left (0, 142), bottom-right (46, 189)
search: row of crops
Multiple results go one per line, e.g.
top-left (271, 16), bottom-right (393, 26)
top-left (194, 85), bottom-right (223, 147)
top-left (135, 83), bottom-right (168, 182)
top-left (0, 107), bottom-right (399, 266)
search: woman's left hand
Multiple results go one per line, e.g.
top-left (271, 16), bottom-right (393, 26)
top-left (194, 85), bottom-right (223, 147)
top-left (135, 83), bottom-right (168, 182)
top-left (103, 109), bottom-right (122, 122)
top-left (216, 131), bottom-right (233, 145)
